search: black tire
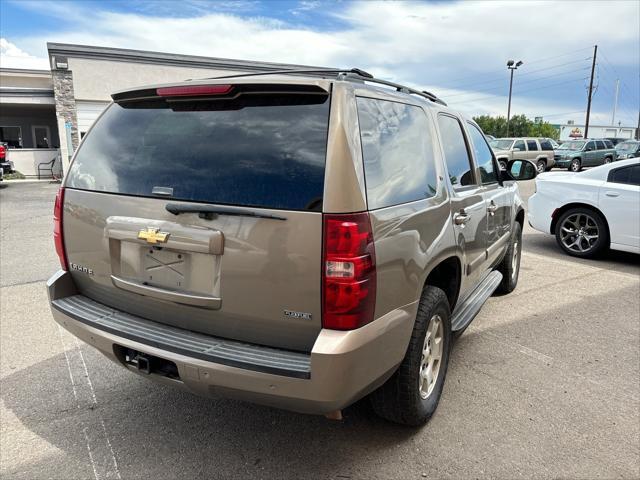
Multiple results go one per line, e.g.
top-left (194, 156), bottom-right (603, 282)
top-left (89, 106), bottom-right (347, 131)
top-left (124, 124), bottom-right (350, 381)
top-left (604, 156), bottom-right (613, 164)
top-left (498, 160), bottom-right (507, 171)
top-left (495, 221), bottom-right (523, 294)
top-left (569, 158), bottom-right (582, 172)
top-left (370, 286), bottom-right (452, 426)
top-left (554, 207), bottom-right (609, 258)
top-left (536, 160), bottom-right (547, 174)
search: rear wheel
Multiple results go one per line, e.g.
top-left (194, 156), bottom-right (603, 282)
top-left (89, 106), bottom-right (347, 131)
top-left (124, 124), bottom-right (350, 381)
top-left (370, 286), bottom-right (451, 426)
top-left (498, 160), bottom-right (507, 171)
top-left (536, 160), bottom-right (547, 174)
top-left (495, 221), bottom-right (522, 294)
top-left (554, 207), bottom-right (609, 258)
top-left (604, 157), bottom-right (613, 164)
top-left (569, 158), bottom-right (582, 172)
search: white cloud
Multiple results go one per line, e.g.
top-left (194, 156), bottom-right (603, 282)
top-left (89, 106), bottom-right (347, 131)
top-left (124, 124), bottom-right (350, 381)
top-left (3, 0), bottom-right (638, 124)
top-left (0, 38), bottom-right (49, 69)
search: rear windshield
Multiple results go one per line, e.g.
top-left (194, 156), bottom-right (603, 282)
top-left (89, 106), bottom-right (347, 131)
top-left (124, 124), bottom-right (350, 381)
top-left (66, 93), bottom-right (330, 211)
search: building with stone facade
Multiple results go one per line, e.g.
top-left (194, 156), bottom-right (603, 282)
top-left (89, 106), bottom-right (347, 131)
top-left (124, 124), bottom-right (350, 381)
top-left (0, 43), bottom-right (315, 177)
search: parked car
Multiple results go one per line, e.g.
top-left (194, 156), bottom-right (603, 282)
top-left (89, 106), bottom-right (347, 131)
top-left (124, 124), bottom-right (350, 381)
top-left (489, 137), bottom-right (555, 173)
top-left (541, 137), bottom-right (561, 149)
top-left (0, 142), bottom-right (15, 175)
top-left (46, 70), bottom-right (537, 426)
top-left (553, 139), bottom-right (616, 171)
top-left (615, 140), bottom-right (640, 160)
top-left (528, 158), bottom-right (639, 257)
top-left (605, 137), bottom-right (626, 146)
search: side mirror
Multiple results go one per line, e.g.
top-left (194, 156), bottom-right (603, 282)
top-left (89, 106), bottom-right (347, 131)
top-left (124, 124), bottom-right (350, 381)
top-left (505, 159), bottom-right (537, 181)
top-left (586, 147), bottom-right (592, 151)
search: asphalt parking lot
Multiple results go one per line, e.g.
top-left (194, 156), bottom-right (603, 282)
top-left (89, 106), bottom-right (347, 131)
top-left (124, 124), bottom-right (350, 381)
top-left (1, 180), bottom-right (639, 480)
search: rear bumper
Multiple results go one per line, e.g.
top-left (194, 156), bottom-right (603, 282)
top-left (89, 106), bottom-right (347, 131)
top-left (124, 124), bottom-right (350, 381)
top-left (47, 270), bottom-right (416, 414)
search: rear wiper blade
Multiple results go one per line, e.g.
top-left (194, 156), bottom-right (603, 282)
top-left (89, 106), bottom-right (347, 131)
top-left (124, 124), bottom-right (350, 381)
top-left (165, 203), bottom-right (287, 221)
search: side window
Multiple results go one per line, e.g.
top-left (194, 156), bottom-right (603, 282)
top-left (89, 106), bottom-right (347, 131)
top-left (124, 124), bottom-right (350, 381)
top-left (526, 140), bottom-right (539, 151)
top-left (586, 141), bottom-right (596, 150)
top-left (604, 140), bottom-right (614, 149)
top-left (596, 140), bottom-right (606, 150)
top-left (540, 140), bottom-right (553, 150)
top-left (357, 97), bottom-right (438, 209)
top-left (513, 140), bottom-right (525, 151)
top-left (608, 165), bottom-right (640, 186)
top-left (437, 114), bottom-right (476, 188)
top-left (467, 123), bottom-right (498, 184)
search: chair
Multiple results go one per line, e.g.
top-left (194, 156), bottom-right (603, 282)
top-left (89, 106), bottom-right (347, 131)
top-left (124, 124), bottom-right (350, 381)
top-left (37, 157), bottom-right (57, 180)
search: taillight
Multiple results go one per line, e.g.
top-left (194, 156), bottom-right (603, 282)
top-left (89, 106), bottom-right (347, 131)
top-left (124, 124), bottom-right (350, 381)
top-left (322, 213), bottom-right (376, 330)
top-left (53, 187), bottom-right (67, 271)
top-left (156, 84), bottom-right (233, 97)
top-left (0, 145), bottom-right (5, 159)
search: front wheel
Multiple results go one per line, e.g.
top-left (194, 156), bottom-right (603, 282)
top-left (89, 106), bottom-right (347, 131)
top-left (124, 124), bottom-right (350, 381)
top-left (370, 286), bottom-right (451, 426)
top-left (495, 221), bottom-right (522, 294)
top-left (555, 208), bottom-right (609, 258)
top-left (569, 158), bottom-right (582, 172)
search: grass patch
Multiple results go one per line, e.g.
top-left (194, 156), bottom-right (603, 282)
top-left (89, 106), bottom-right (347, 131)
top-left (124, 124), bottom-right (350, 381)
top-left (3, 171), bottom-right (26, 180)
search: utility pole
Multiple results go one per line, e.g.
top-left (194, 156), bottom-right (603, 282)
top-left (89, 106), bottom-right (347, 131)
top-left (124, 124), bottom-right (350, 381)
top-left (506, 60), bottom-right (523, 136)
top-left (636, 110), bottom-right (640, 140)
top-left (611, 79), bottom-right (619, 126)
top-left (584, 45), bottom-right (597, 138)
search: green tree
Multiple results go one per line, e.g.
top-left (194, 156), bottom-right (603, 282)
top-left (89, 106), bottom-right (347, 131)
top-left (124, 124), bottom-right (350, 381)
top-left (473, 114), bottom-right (559, 140)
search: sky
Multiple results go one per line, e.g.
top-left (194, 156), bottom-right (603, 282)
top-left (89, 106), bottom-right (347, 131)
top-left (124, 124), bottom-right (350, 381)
top-left (1, 0), bottom-right (638, 126)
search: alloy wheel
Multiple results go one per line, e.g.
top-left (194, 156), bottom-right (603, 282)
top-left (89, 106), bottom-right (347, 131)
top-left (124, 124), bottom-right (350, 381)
top-left (419, 314), bottom-right (444, 399)
top-left (570, 160), bottom-right (581, 172)
top-left (559, 213), bottom-right (599, 253)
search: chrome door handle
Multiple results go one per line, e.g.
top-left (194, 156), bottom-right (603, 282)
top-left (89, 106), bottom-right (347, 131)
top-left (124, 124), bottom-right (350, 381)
top-left (454, 212), bottom-right (470, 225)
top-left (605, 191), bottom-right (620, 197)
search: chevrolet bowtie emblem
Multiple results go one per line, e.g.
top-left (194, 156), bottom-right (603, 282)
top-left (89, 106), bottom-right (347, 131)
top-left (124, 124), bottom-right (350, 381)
top-left (137, 227), bottom-right (170, 244)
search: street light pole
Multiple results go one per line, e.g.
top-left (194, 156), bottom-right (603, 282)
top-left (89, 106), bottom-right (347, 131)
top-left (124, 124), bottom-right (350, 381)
top-left (506, 60), bottom-right (523, 136)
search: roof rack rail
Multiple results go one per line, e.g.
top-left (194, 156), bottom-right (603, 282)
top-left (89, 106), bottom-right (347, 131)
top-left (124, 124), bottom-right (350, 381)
top-left (200, 68), bottom-right (447, 106)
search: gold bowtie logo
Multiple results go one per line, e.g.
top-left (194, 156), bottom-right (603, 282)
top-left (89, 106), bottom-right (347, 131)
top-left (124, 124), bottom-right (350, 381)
top-left (137, 227), bottom-right (170, 244)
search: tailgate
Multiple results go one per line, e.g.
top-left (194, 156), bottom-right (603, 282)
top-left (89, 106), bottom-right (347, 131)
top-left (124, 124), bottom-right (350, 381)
top-left (62, 83), bottom-right (330, 351)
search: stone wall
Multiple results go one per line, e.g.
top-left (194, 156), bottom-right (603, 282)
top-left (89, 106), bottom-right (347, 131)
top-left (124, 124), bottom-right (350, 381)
top-left (51, 69), bottom-right (79, 173)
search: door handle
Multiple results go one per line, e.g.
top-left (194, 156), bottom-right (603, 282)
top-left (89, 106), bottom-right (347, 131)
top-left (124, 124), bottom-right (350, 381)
top-left (605, 191), bottom-right (620, 198)
top-left (487, 202), bottom-right (498, 215)
top-left (111, 275), bottom-right (222, 309)
top-left (454, 211), bottom-right (471, 226)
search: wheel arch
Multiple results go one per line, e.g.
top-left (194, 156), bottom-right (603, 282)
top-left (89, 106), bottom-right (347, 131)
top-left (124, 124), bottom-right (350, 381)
top-left (550, 202), bottom-right (611, 241)
top-left (423, 256), bottom-right (462, 312)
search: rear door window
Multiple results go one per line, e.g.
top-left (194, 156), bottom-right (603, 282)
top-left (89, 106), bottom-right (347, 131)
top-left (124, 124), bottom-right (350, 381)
top-left (437, 114), bottom-right (476, 189)
top-left (357, 97), bottom-right (438, 209)
top-left (66, 92), bottom-right (330, 211)
top-left (596, 140), bottom-right (606, 150)
top-left (526, 140), bottom-right (539, 151)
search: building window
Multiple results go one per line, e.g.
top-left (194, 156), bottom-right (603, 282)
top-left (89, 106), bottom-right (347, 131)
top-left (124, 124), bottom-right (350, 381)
top-left (0, 126), bottom-right (23, 148)
top-left (32, 126), bottom-right (51, 148)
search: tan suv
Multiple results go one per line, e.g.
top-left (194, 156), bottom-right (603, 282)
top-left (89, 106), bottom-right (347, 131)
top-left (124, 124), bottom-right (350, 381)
top-left (47, 69), bottom-right (536, 425)
top-left (490, 137), bottom-right (556, 173)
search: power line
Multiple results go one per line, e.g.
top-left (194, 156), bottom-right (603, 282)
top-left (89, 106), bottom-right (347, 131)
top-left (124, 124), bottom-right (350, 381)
top-left (441, 67), bottom-right (591, 99)
top-left (448, 77), bottom-right (589, 106)
top-left (439, 47), bottom-right (595, 88)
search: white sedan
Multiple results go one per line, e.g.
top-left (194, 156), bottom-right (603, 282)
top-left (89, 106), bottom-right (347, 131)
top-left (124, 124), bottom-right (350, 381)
top-left (528, 158), bottom-right (639, 258)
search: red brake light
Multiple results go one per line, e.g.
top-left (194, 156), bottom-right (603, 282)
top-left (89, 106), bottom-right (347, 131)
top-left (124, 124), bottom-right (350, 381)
top-left (0, 145), bottom-right (5, 159)
top-left (54, 187), bottom-right (67, 271)
top-left (322, 213), bottom-right (376, 330)
top-left (156, 84), bottom-right (233, 97)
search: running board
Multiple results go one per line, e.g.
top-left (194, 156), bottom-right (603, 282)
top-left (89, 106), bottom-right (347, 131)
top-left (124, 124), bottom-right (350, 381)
top-left (451, 271), bottom-right (503, 332)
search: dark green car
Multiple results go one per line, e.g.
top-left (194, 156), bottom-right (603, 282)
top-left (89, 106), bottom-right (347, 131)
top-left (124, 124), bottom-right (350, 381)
top-left (554, 139), bottom-right (616, 171)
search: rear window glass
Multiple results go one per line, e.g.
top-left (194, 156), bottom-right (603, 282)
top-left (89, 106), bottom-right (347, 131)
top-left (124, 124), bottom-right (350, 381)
top-left (66, 93), bottom-right (330, 211)
top-left (356, 97), bottom-right (438, 209)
